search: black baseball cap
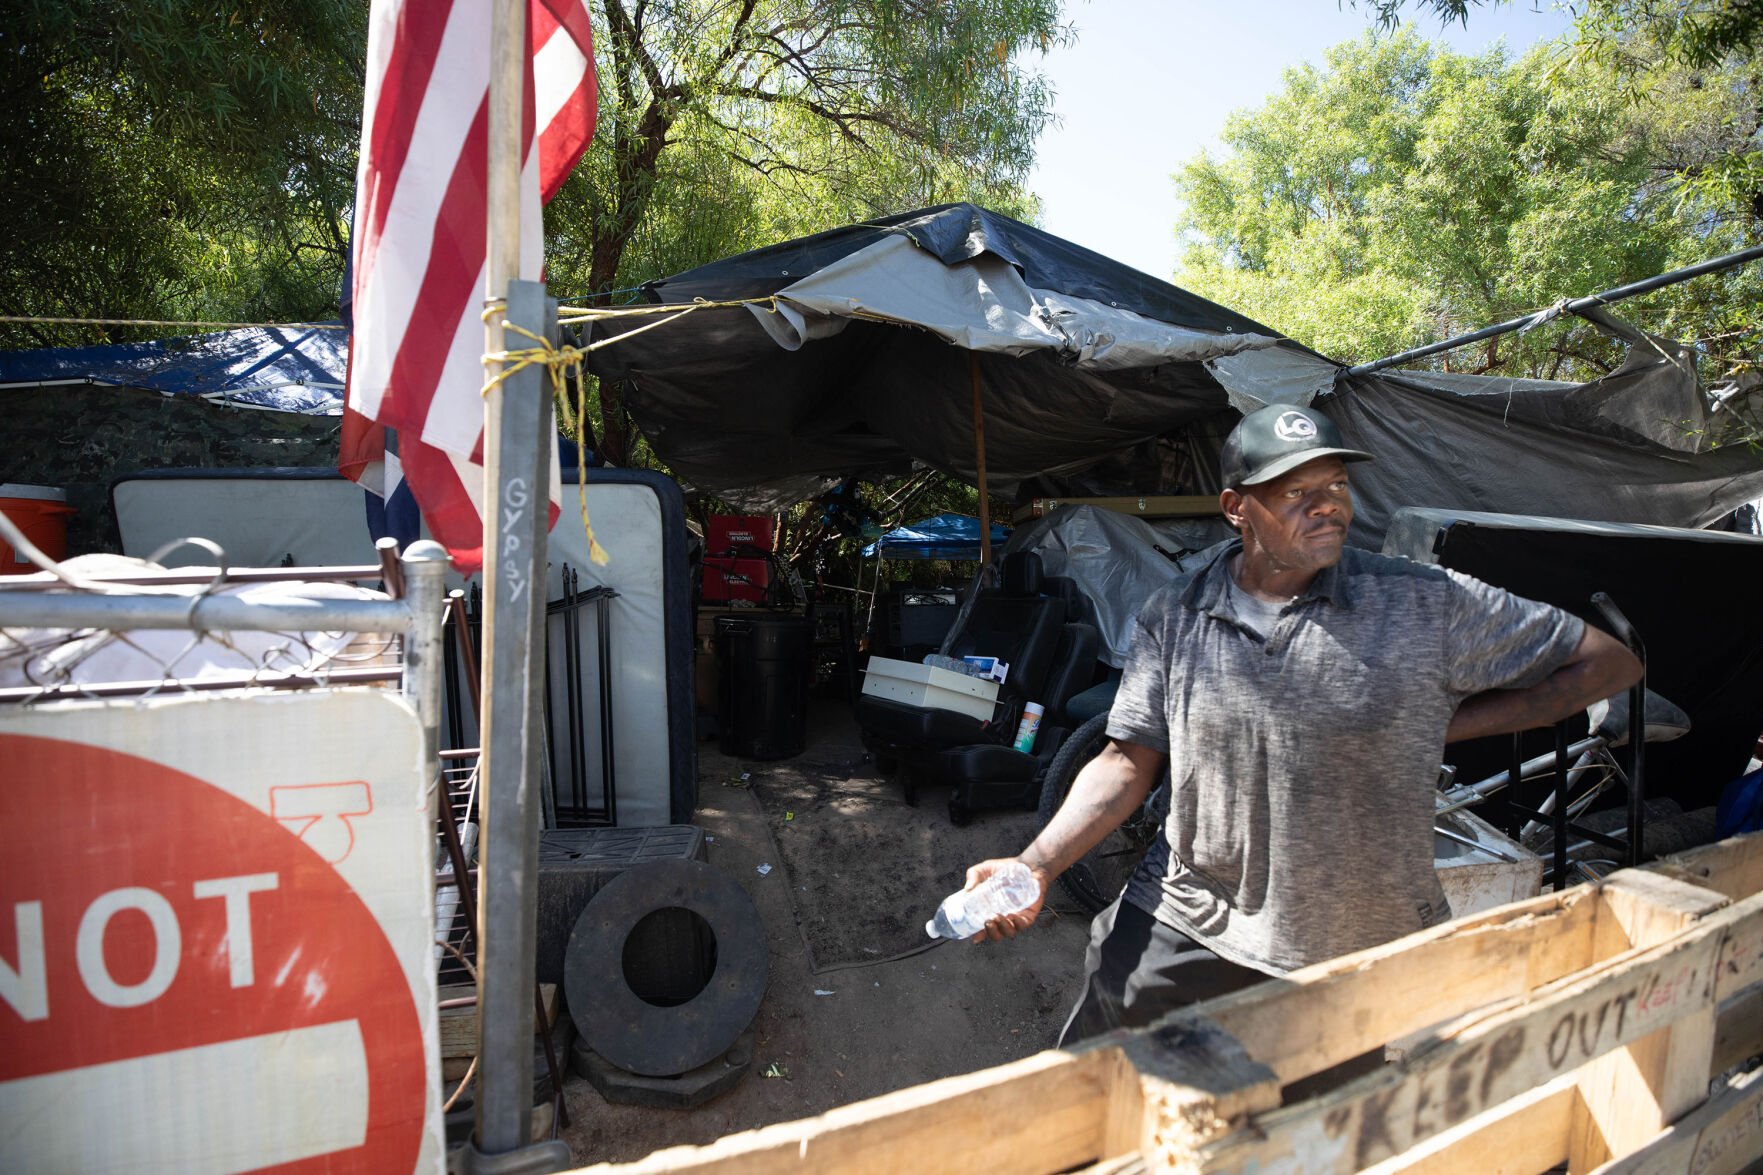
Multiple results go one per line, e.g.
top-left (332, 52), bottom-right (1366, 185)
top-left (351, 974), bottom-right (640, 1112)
top-left (1219, 404), bottom-right (1374, 489)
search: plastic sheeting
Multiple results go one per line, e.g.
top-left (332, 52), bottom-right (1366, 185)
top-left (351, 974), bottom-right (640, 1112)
top-left (586, 203), bottom-right (1763, 542)
top-left (1002, 505), bottom-right (1234, 666)
top-left (0, 325), bottom-right (345, 414)
top-left (588, 204), bottom-right (1279, 510)
top-left (1327, 364), bottom-right (1763, 548)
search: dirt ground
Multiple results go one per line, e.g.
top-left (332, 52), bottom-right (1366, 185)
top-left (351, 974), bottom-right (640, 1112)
top-left (556, 699), bottom-right (1094, 1167)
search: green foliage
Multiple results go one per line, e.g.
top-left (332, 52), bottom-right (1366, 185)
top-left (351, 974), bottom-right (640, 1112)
top-left (1173, 28), bottom-right (1759, 395)
top-left (4, 0), bottom-right (1063, 358)
top-left (547, 0), bottom-right (1067, 295)
top-left (546, 0), bottom-right (1069, 462)
top-left (1354, 0), bottom-right (1762, 67)
top-left (1, 1), bottom-right (365, 346)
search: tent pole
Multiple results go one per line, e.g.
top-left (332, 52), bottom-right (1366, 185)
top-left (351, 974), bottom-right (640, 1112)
top-left (863, 551), bottom-right (884, 649)
top-left (1346, 243), bottom-right (1763, 378)
top-left (970, 352), bottom-right (993, 567)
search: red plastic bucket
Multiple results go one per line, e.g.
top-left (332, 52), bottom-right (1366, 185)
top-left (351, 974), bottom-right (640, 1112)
top-left (0, 485), bottom-right (76, 574)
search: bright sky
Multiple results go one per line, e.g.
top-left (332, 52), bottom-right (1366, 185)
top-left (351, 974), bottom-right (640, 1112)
top-left (1026, 0), bottom-right (1577, 280)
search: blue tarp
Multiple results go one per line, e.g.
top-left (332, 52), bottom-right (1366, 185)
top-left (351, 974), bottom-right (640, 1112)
top-left (862, 512), bottom-right (1009, 560)
top-left (0, 325), bottom-right (346, 414)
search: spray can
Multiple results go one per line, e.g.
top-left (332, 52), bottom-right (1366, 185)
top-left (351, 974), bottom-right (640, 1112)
top-left (1013, 702), bottom-right (1045, 753)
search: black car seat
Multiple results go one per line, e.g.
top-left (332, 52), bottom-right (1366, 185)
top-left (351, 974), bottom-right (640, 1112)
top-left (856, 551), bottom-right (1103, 820)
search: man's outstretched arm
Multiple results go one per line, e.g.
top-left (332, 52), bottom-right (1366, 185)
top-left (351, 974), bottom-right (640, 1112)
top-left (1447, 624), bottom-right (1642, 744)
top-left (966, 738), bottom-right (1167, 942)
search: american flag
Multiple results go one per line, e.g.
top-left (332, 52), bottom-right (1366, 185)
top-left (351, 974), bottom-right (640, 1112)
top-left (341, 0), bottom-right (597, 573)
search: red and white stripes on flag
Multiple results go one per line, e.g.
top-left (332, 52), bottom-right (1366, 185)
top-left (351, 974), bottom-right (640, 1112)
top-left (341, 0), bottom-right (597, 574)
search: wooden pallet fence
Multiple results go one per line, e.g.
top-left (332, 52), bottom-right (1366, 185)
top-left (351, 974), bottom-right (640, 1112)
top-left (570, 834), bottom-right (1763, 1175)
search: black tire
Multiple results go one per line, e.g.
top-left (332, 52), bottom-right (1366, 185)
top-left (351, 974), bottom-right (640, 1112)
top-left (1037, 713), bottom-right (1162, 915)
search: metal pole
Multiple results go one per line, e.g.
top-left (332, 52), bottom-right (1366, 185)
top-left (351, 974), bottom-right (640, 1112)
top-left (1346, 243), bottom-right (1763, 377)
top-left (0, 591), bottom-right (413, 633)
top-left (474, 280), bottom-right (561, 1161)
top-left (401, 540), bottom-right (451, 802)
top-left (1553, 721), bottom-right (1570, 891)
top-left (969, 351), bottom-right (994, 567)
top-left (1592, 592), bottom-right (1648, 868)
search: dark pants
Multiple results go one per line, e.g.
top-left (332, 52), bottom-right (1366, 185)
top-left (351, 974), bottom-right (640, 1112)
top-left (1058, 896), bottom-right (1266, 1048)
top-left (1059, 897), bottom-right (1388, 1095)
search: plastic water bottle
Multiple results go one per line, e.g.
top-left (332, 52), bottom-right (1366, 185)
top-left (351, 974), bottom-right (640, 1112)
top-left (925, 860), bottom-right (1041, 940)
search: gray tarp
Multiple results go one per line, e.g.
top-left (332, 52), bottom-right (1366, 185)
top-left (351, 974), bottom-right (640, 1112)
top-left (589, 204), bottom-right (1276, 510)
top-left (1328, 364), bottom-right (1763, 548)
top-left (588, 204), bottom-right (1763, 544)
top-left (1002, 506), bottom-right (1233, 666)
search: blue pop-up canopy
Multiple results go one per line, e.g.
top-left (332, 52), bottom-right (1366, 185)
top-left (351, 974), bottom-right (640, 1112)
top-left (0, 325), bottom-right (345, 414)
top-left (862, 512), bottom-right (1010, 560)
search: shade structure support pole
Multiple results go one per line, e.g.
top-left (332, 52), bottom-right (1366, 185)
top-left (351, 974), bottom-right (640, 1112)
top-left (1345, 242), bottom-right (1763, 377)
top-left (970, 351), bottom-right (994, 568)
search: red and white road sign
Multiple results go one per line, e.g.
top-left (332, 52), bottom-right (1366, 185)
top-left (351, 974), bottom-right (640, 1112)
top-left (0, 691), bottom-right (440, 1173)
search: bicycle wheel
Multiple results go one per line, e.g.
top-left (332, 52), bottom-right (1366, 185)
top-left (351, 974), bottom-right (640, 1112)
top-left (1037, 713), bottom-right (1162, 915)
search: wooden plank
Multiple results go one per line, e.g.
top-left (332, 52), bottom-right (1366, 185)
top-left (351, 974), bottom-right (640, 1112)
top-left (1570, 1011), bottom-right (1719, 1168)
top-left (1362, 1077), bottom-right (1575, 1175)
top-left (1196, 909), bottom-right (1732, 1174)
top-left (569, 860), bottom-right (1763, 1175)
top-left (1715, 891), bottom-right (1763, 998)
top-left (1099, 1049), bottom-right (1148, 1159)
top-left (1117, 1021), bottom-right (1281, 1167)
top-left (1187, 887), bottom-right (1599, 1085)
top-left (1011, 495), bottom-right (1221, 523)
top-left (1594, 869), bottom-right (1731, 957)
top-left (1592, 1064), bottom-right (1763, 1175)
top-left (1713, 981), bottom-right (1763, 1076)
top-left (1571, 872), bottom-right (1729, 1168)
top-left (569, 1048), bottom-right (1118, 1175)
top-left (569, 1025), bottom-right (1280, 1175)
top-left (438, 982), bottom-right (557, 1059)
top-left (1651, 832), bottom-right (1763, 903)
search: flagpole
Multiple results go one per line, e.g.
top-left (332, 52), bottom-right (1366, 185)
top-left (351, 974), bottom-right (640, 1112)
top-left (473, 0), bottom-right (567, 1166)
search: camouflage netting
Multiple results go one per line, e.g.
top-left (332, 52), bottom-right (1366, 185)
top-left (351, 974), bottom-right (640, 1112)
top-left (4, 387), bottom-right (339, 555)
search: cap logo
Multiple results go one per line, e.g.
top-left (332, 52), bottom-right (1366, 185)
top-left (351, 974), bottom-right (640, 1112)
top-left (1274, 410), bottom-right (1318, 443)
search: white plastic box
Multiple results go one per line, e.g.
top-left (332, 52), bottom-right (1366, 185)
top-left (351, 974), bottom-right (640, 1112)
top-left (862, 656), bottom-right (1000, 721)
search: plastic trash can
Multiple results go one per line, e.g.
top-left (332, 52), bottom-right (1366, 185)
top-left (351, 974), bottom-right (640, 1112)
top-left (714, 614), bottom-right (810, 760)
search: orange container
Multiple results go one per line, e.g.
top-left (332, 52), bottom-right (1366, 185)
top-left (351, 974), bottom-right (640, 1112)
top-left (0, 485), bottom-right (76, 574)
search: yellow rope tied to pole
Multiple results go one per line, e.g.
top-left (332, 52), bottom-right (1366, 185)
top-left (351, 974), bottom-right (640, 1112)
top-left (481, 311), bottom-right (610, 567)
top-left (475, 294), bottom-right (782, 568)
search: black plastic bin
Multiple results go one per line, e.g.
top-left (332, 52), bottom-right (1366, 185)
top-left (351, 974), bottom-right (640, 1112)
top-left (715, 614), bottom-right (811, 760)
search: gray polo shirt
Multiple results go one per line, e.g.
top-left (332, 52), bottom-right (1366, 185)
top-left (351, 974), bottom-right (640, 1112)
top-left (1108, 539), bottom-right (1584, 975)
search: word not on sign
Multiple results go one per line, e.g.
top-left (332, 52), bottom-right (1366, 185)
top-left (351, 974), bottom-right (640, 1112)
top-left (0, 691), bottom-right (442, 1173)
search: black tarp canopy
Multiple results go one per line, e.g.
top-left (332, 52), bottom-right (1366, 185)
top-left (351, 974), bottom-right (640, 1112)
top-left (587, 203), bottom-right (1763, 547)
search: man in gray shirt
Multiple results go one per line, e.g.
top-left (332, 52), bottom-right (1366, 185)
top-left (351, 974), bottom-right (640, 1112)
top-left (966, 403), bottom-right (1642, 1047)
